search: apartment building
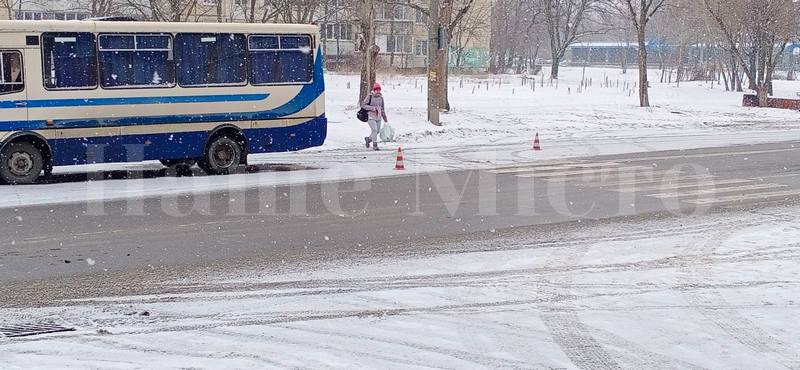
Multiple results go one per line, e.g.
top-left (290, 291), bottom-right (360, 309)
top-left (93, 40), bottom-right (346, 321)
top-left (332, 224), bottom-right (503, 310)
top-left (319, 1), bottom-right (490, 71)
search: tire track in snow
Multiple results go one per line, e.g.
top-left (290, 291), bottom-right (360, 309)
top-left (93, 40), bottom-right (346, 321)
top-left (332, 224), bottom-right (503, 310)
top-left (76, 335), bottom-right (292, 368)
top-left (530, 217), bottom-right (782, 369)
top-left (212, 326), bottom-right (459, 369)
top-left (256, 322), bottom-right (535, 369)
top-left (69, 244), bottom-right (796, 309)
top-left (680, 226), bottom-right (800, 369)
top-left (538, 238), bottom-right (624, 370)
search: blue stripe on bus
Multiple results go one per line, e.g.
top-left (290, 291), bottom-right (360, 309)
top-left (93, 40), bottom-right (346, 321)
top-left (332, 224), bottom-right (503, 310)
top-left (0, 93), bottom-right (270, 109)
top-left (49, 115), bottom-right (327, 166)
top-left (0, 47), bottom-right (325, 131)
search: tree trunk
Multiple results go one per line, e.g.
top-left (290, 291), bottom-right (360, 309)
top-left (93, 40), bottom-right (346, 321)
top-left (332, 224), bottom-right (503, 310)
top-left (358, 1), bottom-right (376, 104)
top-left (550, 59), bottom-right (560, 80)
top-left (757, 85), bottom-right (769, 107)
top-left (442, 66), bottom-right (450, 111)
top-left (637, 29), bottom-right (649, 107)
top-left (388, 5), bottom-right (396, 67)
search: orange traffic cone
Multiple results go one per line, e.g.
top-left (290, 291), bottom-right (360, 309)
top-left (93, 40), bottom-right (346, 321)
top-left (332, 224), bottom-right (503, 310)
top-left (533, 133), bottom-right (542, 151)
top-left (395, 147), bottom-right (406, 170)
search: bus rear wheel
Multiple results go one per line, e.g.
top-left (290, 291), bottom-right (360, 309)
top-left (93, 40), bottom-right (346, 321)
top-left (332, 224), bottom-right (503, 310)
top-left (0, 142), bottom-right (44, 185)
top-left (198, 136), bottom-right (242, 175)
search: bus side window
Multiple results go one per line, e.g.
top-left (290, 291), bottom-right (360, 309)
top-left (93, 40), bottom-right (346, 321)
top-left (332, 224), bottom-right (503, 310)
top-left (249, 35), bottom-right (313, 85)
top-left (0, 51), bottom-right (24, 94)
top-left (41, 32), bottom-right (98, 90)
top-left (98, 34), bottom-right (176, 88)
top-left (175, 33), bottom-right (247, 87)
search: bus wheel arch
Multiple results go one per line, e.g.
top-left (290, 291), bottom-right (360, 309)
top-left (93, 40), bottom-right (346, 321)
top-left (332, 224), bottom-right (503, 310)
top-left (0, 133), bottom-right (53, 184)
top-left (199, 126), bottom-right (248, 175)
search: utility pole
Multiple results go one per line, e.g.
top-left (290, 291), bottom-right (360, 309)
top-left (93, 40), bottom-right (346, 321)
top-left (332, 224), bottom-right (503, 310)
top-left (427, 0), bottom-right (442, 126)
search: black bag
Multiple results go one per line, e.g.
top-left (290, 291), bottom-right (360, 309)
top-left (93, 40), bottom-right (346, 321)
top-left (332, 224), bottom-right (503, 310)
top-left (357, 96), bottom-right (372, 122)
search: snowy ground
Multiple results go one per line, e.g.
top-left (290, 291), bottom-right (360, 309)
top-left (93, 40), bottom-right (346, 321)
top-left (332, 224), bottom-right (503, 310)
top-left (3, 67), bottom-right (800, 209)
top-left (2, 206), bottom-right (799, 369)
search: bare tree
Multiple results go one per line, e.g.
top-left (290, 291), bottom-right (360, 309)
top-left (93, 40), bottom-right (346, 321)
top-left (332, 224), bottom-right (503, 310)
top-left (451, 0), bottom-right (489, 69)
top-left (608, 0), bottom-right (667, 107)
top-left (67, 0), bottom-right (122, 18)
top-left (489, 0), bottom-right (544, 74)
top-left (543, 0), bottom-right (598, 79)
top-left (439, 0), bottom-right (477, 110)
top-left (263, 0), bottom-right (321, 23)
top-left (356, 0), bottom-right (378, 103)
top-left (0, 0), bottom-right (42, 20)
top-left (121, 0), bottom-right (203, 21)
top-left (703, 0), bottom-right (799, 106)
top-left (388, 0), bottom-right (477, 111)
top-left (0, 0), bottom-right (16, 19)
top-left (0, 0), bottom-right (15, 19)
top-left (648, 0), bottom-right (705, 85)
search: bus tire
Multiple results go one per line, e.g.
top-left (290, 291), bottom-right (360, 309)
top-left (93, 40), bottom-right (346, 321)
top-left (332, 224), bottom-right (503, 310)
top-left (198, 136), bottom-right (242, 175)
top-left (0, 142), bottom-right (44, 185)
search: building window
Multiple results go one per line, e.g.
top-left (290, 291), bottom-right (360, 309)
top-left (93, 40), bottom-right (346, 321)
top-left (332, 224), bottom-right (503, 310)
top-left (0, 51), bottom-right (24, 95)
top-left (16, 10), bottom-right (90, 20)
top-left (415, 9), bottom-right (428, 23)
top-left (175, 33), bottom-right (247, 87)
top-left (415, 40), bottom-right (428, 56)
top-left (98, 34), bottom-right (175, 88)
top-left (42, 32), bottom-right (98, 89)
top-left (323, 23), bottom-right (353, 40)
top-left (386, 34), bottom-right (412, 54)
top-left (376, 4), bottom-right (414, 21)
top-left (248, 34), bottom-right (313, 85)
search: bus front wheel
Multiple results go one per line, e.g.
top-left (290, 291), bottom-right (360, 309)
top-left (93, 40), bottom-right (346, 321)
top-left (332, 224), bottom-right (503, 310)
top-left (199, 136), bottom-right (242, 175)
top-left (0, 142), bottom-right (44, 185)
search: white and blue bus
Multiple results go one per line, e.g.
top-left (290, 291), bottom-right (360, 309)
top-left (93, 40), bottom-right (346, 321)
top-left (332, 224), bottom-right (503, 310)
top-left (0, 20), bottom-right (326, 184)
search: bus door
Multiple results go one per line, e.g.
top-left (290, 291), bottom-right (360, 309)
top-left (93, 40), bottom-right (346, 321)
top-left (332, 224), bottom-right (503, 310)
top-left (0, 50), bottom-right (28, 127)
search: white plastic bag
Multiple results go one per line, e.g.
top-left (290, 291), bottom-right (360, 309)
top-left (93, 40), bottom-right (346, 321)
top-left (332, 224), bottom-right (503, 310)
top-left (379, 123), bottom-right (396, 142)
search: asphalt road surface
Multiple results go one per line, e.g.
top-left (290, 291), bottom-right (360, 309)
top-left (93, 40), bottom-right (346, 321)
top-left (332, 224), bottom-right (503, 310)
top-left (2, 141), bottom-right (800, 299)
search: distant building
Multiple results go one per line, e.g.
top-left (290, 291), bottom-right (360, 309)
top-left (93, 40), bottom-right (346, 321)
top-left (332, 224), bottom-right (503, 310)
top-left (566, 42), bottom-right (641, 66)
top-left (14, 9), bottom-right (91, 20)
top-left (0, 0), bottom-right (90, 21)
top-left (318, 1), bottom-right (490, 71)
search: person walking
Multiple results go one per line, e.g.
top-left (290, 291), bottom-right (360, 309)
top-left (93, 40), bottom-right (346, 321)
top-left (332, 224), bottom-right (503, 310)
top-left (362, 83), bottom-right (388, 151)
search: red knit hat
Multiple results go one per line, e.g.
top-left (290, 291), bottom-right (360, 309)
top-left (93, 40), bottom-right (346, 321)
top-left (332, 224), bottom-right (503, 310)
top-left (372, 83), bottom-right (382, 91)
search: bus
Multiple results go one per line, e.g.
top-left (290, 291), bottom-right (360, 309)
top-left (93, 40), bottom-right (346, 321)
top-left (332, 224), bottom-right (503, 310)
top-left (0, 20), bottom-right (326, 184)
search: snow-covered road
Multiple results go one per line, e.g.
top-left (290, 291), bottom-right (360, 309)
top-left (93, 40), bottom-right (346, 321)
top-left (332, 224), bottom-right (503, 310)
top-left (2, 206), bottom-right (799, 369)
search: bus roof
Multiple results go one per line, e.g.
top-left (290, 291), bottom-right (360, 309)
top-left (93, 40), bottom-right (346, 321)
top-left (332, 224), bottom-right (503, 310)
top-left (0, 20), bottom-right (319, 34)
